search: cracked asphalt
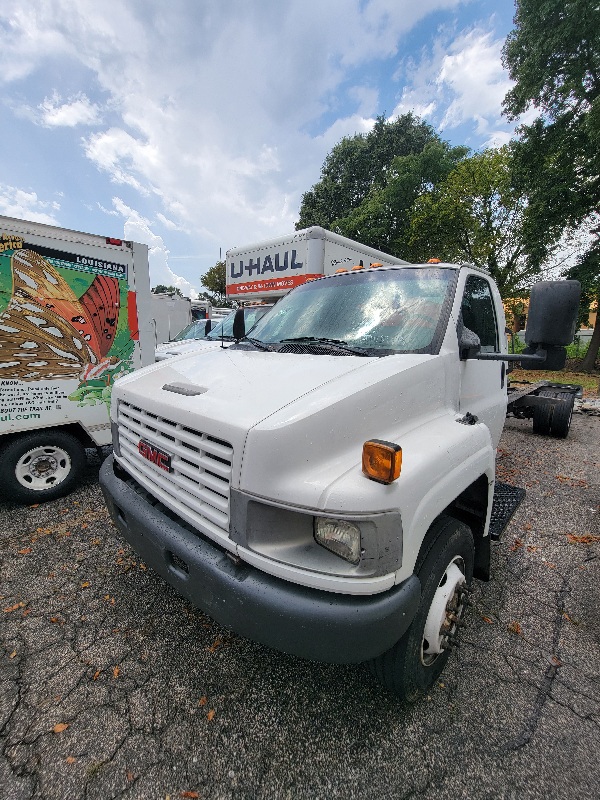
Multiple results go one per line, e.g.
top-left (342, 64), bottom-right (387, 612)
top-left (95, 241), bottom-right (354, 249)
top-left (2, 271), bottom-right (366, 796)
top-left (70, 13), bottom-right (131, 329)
top-left (1, 414), bottom-right (599, 800)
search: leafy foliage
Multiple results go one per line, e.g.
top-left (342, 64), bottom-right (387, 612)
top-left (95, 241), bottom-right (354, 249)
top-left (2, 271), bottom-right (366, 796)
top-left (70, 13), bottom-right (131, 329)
top-left (151, 285), bottom-right (183, 296)
top-left (408, 147), bottom-right (545, 297)
top-left (296, 114), bottom-right (453, 237)
top-left (503, 0), bottom-right (600, 367)
top-left (200, 261), bottom-right (228, 305)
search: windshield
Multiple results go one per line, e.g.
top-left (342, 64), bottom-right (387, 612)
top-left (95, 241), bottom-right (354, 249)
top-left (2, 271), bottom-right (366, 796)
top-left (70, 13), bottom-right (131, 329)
top-left (205, 306), bottom-right (271, 340)
top-left (247, 268), bottom-right (456, 354)
top-left (173, 320), bottom-right (211, 341)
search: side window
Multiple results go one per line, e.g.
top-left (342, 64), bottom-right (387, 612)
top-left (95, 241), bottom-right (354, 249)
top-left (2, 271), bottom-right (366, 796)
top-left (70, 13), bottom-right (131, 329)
top-left (461, 275), bottom-right (498, 353)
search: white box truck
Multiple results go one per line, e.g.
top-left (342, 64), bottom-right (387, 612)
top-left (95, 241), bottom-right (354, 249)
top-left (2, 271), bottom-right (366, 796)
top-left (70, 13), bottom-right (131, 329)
top-left (99, 233), bottom-right (580, 700)
top-left (226, 226), bottom-right (408, 300)
top-left (0, 214), bottom-right (154, 503)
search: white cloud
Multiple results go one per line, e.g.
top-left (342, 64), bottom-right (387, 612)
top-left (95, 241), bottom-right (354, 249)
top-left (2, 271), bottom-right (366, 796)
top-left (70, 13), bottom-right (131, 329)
top-left (110, 197), bottom-right (198, 297)
top-left (0, 0), bottom-right (523, 287)
top-left (391, 25), bottom-right (532, 148)
top-left (39, 92), bottom-right (101, 127)
top-left (0, 185), bottom-right (60, 225)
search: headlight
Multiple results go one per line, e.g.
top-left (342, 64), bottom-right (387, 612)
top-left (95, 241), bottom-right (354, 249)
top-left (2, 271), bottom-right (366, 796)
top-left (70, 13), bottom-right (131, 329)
top-left (314, 517), bottom-right (361, 564)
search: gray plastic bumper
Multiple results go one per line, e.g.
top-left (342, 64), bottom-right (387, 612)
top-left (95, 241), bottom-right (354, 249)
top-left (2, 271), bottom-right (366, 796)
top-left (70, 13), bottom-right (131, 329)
top-left (99, 455), bottom-right (421, 664)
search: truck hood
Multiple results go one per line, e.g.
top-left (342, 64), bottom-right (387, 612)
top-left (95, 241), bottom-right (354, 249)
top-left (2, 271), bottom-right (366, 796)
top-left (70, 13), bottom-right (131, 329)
top-left (114, 346), bottom-right (446, 509)
top-left (154, 338), bottom-right (228, 360)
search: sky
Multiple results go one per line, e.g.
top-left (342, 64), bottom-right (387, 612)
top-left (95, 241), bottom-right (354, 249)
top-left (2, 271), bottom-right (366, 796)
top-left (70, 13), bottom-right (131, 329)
top-left (0, 0), bottom-right (529, 298)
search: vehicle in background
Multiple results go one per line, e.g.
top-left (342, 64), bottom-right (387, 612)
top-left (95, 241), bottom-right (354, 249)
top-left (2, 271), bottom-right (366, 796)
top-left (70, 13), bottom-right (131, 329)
top-left (0, 214), bottom-right (154, 503)
top-left (226, 225), bottom-right (407, 301)
top-left (101, 231), bottom-right (580, 702)
top-left (190, 299), bottom-right (231, 322)
top-left (151, 292), bottom-right (192, 345)
top-left (155, 304), bottom-right (273, 361)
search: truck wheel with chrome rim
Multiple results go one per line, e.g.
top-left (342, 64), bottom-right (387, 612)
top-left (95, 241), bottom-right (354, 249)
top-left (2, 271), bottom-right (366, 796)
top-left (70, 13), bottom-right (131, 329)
top-left (0, 431), bottom-right (86, 504)
top-left (369, 516), bottom-right (474, 701)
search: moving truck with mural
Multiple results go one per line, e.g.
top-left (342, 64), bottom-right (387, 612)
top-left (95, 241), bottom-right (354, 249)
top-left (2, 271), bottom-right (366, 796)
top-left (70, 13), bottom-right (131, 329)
top-left (0, 214), bottom-right (154, 503)
top-left (226, 226), bottom-right (408, 300)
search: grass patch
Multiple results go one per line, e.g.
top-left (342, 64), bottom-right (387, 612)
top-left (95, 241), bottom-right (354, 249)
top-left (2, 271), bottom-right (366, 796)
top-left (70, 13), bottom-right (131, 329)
top-left (510, 368), bottom-right (599, 397)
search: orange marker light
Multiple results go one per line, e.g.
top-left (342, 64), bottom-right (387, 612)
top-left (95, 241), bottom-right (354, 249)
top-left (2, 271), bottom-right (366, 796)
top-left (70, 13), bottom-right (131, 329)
top-left (351, 264), bottom-right (364, 270)
top-left (335, 268), bottom-right (348, 273)
top-left (362, 440), bottom-right (402, 484)
top-left (427, 258), bottom-right (441, 263)
top-left (369, 262), bottom-right (383, 268)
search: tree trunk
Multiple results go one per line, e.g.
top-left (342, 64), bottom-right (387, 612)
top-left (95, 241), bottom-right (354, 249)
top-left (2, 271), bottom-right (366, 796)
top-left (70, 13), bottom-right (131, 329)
top-left (581, 291), bottom-right (600, 372)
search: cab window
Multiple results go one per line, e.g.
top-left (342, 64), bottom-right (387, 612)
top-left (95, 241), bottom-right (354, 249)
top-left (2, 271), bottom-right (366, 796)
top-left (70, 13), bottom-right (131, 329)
top-left (461, 275), bottom-right (498, 352)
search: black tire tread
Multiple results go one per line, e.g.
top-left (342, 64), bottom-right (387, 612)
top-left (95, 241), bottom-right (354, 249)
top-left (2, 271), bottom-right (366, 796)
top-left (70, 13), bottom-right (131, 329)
top-left (368, 515), bottom-right (474, 701)
top-left (0, 430), bottom-right (86, 504)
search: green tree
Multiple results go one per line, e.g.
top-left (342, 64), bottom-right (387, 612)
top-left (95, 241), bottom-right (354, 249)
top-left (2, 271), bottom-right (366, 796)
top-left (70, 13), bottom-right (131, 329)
top-left (334, 140), bottom-right (468, 258)
top-left (566, 233), bottom-right (600, 371)
top-left (502, 0), bottom-right (600, 366)
top-left (152, 284), bottom-right (183, 296)
top-left (296, 114), bottom-right (447, 232)
top-left (408, 147), bottom-right (549, 298)
top-left (200, 261), bottom-right (228, 306)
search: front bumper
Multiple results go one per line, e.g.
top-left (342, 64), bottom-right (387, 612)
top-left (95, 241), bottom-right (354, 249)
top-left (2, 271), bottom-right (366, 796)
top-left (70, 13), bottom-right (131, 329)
top-left (99, 454), bottom-right (421, 664)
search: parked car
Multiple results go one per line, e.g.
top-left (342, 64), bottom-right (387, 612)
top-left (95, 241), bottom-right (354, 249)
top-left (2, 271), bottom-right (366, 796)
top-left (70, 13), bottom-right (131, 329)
top-left (155, 304), bottom-right (273, 361)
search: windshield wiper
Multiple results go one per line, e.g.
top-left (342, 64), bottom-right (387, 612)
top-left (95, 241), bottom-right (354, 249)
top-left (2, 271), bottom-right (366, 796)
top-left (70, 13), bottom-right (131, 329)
top-left (243, 336), bottom-right (275, 351)
top-left (279, 337), bottom-right (372, 356)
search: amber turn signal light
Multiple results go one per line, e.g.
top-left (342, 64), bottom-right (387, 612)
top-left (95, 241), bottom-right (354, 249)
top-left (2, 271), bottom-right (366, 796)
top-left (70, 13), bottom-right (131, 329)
top-left (362, 440), bottom-right (402, 484)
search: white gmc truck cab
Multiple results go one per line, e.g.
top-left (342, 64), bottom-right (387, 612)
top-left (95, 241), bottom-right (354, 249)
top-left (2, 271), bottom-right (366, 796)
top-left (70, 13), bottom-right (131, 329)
top-left (100, 261), bottom-right (579, 700)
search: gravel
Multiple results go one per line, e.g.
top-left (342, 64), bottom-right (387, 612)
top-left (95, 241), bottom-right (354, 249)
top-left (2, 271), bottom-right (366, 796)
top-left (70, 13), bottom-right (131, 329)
top-left (1, 416), bottom-right (599, 800)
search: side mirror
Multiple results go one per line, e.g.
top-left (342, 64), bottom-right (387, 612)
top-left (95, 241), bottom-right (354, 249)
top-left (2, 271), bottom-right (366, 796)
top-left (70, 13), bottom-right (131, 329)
top-left (204, 320), bottom-right (213, 336)
top-left (525, 280), bottom-right (581, 347)
top-left (459, 327), bottom-right (481, 360)
top-left (232, 308), bottom-right (246, 341)
top-left (523, 280), bottom-right (580, 370)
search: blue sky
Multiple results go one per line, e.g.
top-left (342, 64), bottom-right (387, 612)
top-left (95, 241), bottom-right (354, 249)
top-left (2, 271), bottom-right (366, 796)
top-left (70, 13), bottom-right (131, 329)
top-left (0, 1), bottom-right (527, 297)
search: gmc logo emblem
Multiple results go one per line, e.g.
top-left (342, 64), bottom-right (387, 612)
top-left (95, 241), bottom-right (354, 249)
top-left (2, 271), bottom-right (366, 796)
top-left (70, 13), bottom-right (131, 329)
top-left (138, 439), bottom-right (173, 472)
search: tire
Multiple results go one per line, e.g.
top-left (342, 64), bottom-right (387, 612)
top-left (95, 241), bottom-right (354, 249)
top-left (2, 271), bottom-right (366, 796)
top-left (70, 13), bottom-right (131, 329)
top-left (0, 431), bottom-right (86, 504)
top-left (550, 392), bottom-right (574, 438)
top-left (532, 389), bottom-right (555, 435)
top-left (368, 516), bottom-right (474, 702)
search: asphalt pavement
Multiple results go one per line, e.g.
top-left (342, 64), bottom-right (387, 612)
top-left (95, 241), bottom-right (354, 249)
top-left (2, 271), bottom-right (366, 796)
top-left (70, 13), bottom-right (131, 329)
top-left (1, 414), bottom-right (599, 800)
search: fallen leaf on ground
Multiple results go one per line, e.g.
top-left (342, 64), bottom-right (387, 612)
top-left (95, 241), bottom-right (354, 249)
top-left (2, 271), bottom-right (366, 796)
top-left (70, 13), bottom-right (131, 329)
top-left (198, 696), bottom-right (207, 706)
top-left (92, 670), bottom-right (101, 681)
top-left (550, 656), bottom-right (562, 667)
top-left (510, 538), bottom-right (524, 552)
top-left (207, 639), bottom-right (222, 653)
top-left (3, 602), bottom-right (25, 613)
top-left (508, 621), bottom-right (523, 635)
top-left (80, 581), bottom-right (90, 588)
top-left (566, 533), bottom-right (600, 544)
top-left (113, 666), bottom-right (120, 679)
top-left (481, 616), bottom-right (494, 624)
top-left (53, 723), bottom-right (69, 733)
top-left (180, 792), bottom-right (199, 799)
top-left (18, 548), bottom-right (32, 555)
top-left (66, 756), bottom-right (76, 764)
top-left (126, 770), bottom-right (134, 782)
top-left (207, 709), bottom-right (215, 721)
top-left (9, 651), bottom-right (17, 659)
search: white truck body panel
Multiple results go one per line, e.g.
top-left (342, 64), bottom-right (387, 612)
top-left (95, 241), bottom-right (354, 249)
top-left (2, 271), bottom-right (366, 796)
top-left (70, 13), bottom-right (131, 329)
top-left (151, 294), bottom-right (192, 345)
top-left (226, 226), bottom-right (408, 300)
top-left (0, 214), bottom-right (153, 447)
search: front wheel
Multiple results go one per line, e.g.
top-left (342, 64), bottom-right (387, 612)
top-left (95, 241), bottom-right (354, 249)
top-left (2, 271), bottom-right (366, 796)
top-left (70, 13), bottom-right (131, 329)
top-left (0, 431), bottom-right (86, 504)
top-left (369, 516), bottom-right (474, 701)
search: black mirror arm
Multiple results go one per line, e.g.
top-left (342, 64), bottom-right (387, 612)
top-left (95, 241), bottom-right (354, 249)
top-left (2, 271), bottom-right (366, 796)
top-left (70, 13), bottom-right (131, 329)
top-left (471, 349), bottom-right (547, 364)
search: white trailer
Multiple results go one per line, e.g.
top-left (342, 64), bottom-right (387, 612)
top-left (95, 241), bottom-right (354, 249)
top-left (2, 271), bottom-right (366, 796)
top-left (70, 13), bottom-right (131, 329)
top-left (0, 214), bottom-right (154, 502)
top-left (226, 226), bottom-right (407, 300)
top-left (151, 292), bottom-right (192, 344)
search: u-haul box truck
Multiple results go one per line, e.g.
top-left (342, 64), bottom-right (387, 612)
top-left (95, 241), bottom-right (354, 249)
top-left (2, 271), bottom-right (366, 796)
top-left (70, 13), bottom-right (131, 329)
top-left (226, 226), bottom-right (408, 300)
top-left (0, 214), bottom-right (153, 503)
